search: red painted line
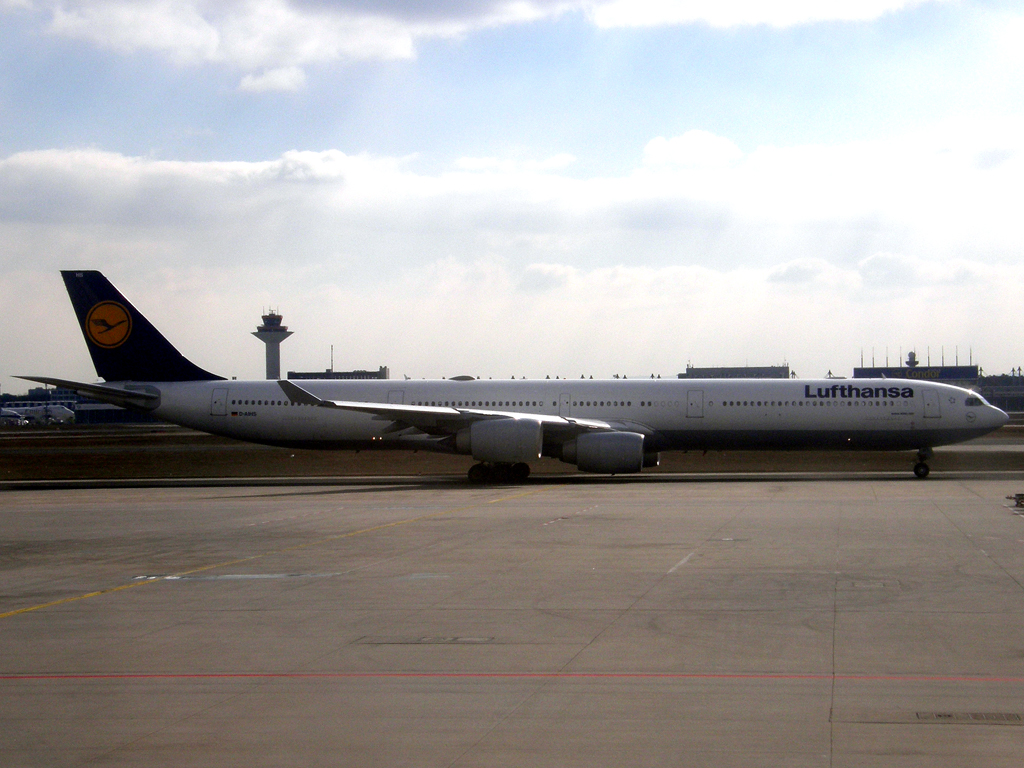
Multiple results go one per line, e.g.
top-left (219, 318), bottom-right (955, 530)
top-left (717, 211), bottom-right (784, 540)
top-left (2, 672), bottom-right (1024, 683)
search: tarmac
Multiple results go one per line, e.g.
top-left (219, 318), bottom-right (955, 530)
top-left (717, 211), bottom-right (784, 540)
top-left (3, 473), bottom-right (1024, 766)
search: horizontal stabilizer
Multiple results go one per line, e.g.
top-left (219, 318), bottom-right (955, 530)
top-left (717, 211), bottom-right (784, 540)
top-left (17, 376), bottom-right (159, 410)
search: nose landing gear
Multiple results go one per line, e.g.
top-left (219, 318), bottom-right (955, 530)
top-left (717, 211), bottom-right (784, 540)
top-left (913, 448), bottom-right (932, 479)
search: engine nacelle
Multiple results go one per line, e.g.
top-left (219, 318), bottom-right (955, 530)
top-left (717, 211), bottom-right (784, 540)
top-left (455, 418), bottom-right (543, 463)
top-left (560, 431), bottom-right (646, 474)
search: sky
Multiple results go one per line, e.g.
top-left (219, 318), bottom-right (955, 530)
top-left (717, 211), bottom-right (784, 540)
top-left (3, 0), bottom-right (1024, 392)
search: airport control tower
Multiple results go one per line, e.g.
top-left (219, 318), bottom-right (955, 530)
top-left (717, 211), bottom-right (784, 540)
top-left (252, 310), bottom-right (293, 380)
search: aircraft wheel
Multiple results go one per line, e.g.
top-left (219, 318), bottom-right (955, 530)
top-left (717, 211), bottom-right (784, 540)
top-left (913, 462), bottom-right (930, 479)
top-left (509, 463), bottom-right (531, 482)
top-left (468, 463), bottom-right (491, 483)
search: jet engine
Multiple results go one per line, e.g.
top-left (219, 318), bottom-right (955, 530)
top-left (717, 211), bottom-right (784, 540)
top-left (560, 431), bottom-right (646, 474)
top-left (455, 418), bottom-right (543, 463)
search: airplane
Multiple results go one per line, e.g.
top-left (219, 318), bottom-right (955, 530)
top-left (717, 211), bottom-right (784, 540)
top-left (20, 270), bottom-right (1009, 481)
top-left (1, 407), bottom-right (28, 426)
top-left (2, 404), bottom-right (75, 425)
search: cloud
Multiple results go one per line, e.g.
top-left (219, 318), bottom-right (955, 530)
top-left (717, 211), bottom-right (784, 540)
top-left (5, 120), bottom-right (1024, 252)
top-left (767, 258), bottom-right (834, 284)
top-left (7, 251), bottom-right (1016, 392)
top-left (7, 0), bottom-right (952, 89)
top-left (4, 120), bottom-right (1024, 274)
top-left (48, 2), bottom-right (223, 64)
top-left (4, 120), bottom-right (1024, 390)
top-left (30, 0), bottom-right (559, 85)
top-left (644, 131), bottom-right (743, 169)
top-left (44, 0), bottom-right (421, 70)
top-left (587, 0), bottom-right (943, 29)
top-left (239, 65), bottom-right (307, 92)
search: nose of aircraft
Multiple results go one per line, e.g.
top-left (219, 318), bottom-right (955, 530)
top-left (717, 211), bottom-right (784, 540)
top-left (989, 405), bottom-right (1010, 429)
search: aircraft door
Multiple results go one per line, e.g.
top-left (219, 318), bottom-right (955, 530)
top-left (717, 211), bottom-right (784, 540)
top-left (210, 388), bottom-right (228, 416)
top-left (388, 390), bottom-right (404, 404)
top-left (559, 392), bottom-right (571, 417)
top-left (686, 390), bottom-right (704, 418)
top-left (923, 389), bottom-right (941, 419)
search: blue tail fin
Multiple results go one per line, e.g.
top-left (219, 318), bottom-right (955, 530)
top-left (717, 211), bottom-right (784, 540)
top-left (62, 270), bottom-right (223, 382)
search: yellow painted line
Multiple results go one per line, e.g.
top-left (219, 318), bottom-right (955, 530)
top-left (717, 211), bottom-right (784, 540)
top-left (0, 582), bottom-right (158, 620)
top-left (0, 486), bottom-right (546, 620)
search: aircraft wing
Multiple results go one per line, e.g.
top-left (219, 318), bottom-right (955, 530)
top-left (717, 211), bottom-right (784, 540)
top-left (17, 376), bottom-right (160, 410)
top-left (277, 379), bottom-right (615, 438)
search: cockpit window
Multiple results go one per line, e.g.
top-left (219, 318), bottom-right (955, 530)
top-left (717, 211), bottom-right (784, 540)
top-left (965, 396), bottom-right (984, 407)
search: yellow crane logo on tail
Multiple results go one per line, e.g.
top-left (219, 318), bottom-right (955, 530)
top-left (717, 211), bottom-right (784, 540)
top-left (85, 301), bottom-right (132, 349)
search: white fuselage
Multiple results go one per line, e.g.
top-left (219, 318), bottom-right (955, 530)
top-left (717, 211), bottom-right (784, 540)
top-left (135, 377), bottom-right (1006, 454)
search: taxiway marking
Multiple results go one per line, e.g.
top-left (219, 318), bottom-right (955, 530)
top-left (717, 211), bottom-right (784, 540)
top-left (668, 552), bottom-right (696, 573)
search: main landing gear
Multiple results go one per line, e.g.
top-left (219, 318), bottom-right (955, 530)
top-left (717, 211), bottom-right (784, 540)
top-left (468, 462), bottom-right (531, 484)
top-left (913, 448), bottom-right (932, 479)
